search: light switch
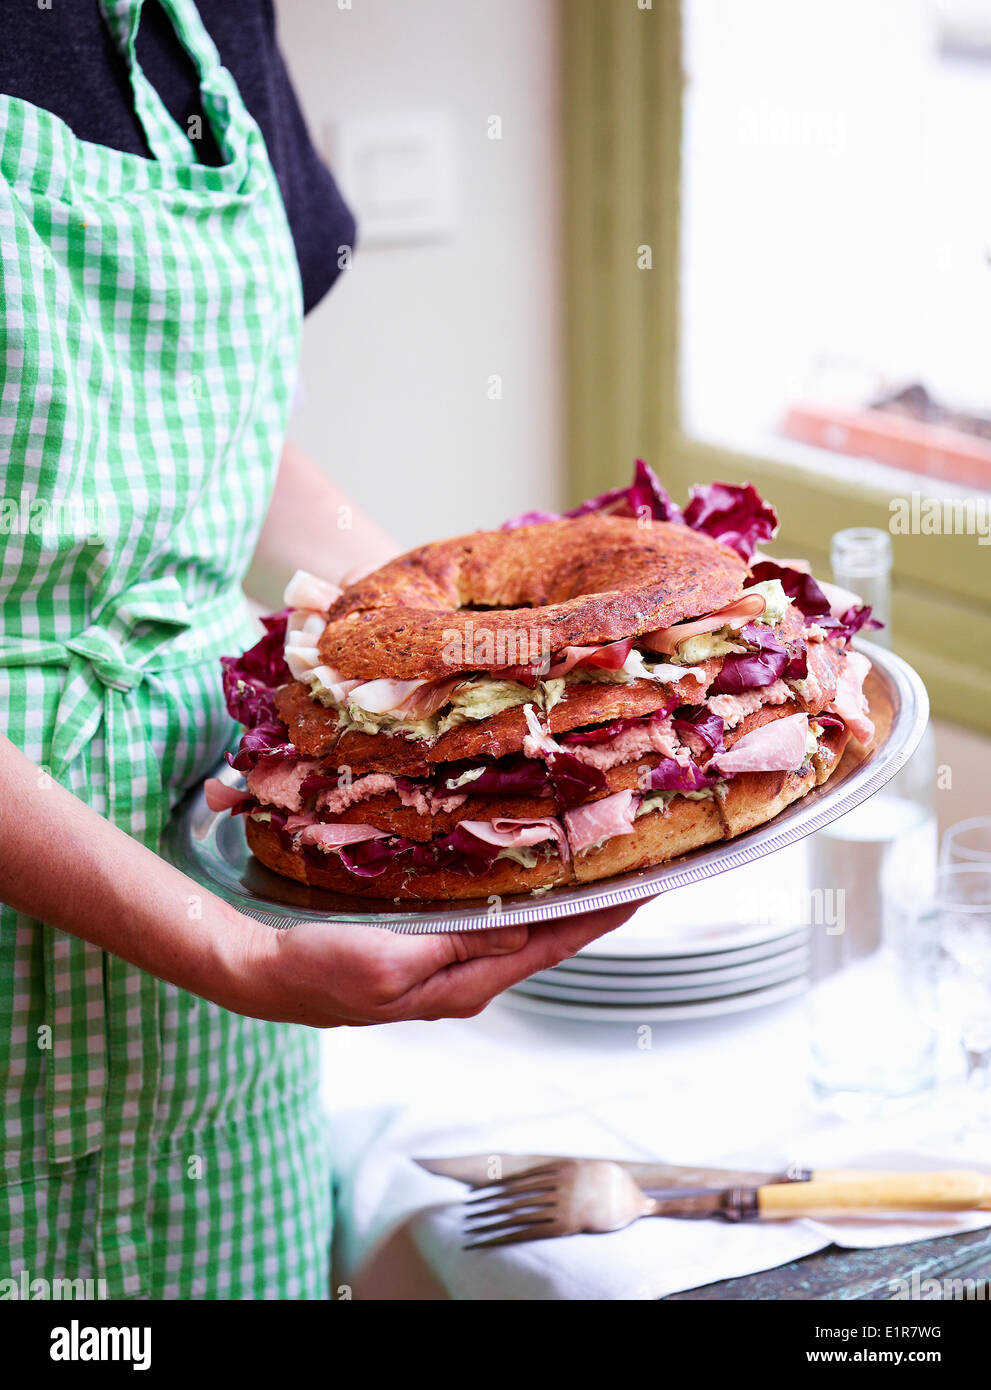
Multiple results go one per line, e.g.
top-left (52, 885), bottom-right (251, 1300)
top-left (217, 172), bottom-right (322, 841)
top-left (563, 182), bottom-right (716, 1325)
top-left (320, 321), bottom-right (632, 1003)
top-left (328, 111), bottom-right (457, 245)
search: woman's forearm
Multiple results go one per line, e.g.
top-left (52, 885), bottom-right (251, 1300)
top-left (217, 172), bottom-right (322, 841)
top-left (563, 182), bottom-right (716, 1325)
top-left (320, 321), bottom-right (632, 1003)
top-left (0, 733), bottom-right (261, 1008)
top-left (246, 439), bottom-right (399, 605)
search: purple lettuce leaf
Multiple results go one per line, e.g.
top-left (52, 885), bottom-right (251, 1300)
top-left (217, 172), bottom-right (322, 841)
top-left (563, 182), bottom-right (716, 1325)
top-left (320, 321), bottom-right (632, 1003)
top-left (564, 459), bottom-right (684, 525)
top-left (672, 706), bottom-right (725, 754)
top-left (220, 608), bottom-right (292, 728)
top-left (709, 623), bottom-right (789, 695)
top-left (813, 712), bottom-right (845, 729)
top-left (440, 757), bottom-right (552, 797)
top-left (682, 483), bottom-right (778, 561)
top-left (548, 751), bottom-right (608, 808)
top-left (648, 759), bottom-right (719, 792)
top-left (226, 719), bottom-right (298, 773)
top-left (502, 460), bottom-right (683, 530)
top-left (501, 509), bottom-right (562, 531)
top-left (336, 836), bottom-right (417, 878)
top-left (298, 770), bottom-right (345, 799)
top-left (560, 702), bottom-right (677, 747)
top-left (748, 559), bottom-right (831, 619)
top-left (827, 604), bottom-right (883, 643)
top-left (424, 825), bottom-right (504, 876)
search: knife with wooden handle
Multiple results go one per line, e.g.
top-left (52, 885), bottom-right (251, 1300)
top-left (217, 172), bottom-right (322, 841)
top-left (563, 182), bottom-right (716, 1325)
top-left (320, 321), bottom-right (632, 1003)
top-left (658, 1170), bottom-right (991, 1220)
top-left (414, 1153), bottom-right (895, 1190)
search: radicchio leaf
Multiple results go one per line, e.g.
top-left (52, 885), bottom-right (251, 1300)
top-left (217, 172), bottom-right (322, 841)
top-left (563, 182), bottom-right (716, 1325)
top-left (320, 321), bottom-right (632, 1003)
top-left (829, 604), bottom-right (882, 642)
top-left (502, 460), bottom-right (683, 530)
top-left (709, 623), bottom-right (789, 695)
top-left (441, 758), bottom-right (551, 797)
top-left (814, 712), bottom-right (846, 729)
top-left (559, 702), bottom-right (677, 747)
top-left (226, 719), bottom-right (298, 773)
top-left (564, 459), bottom-right (684, 525)
top-left (682, 483), bottom-right (778, 561)
top-left (547, 751), bottom-right (608, 808)
top-left (648, 759), bottom-right (718, 792)
top-left (672, 706), bottom-right (725, 754)
top-left (336, 836), bottom-right (417, 878)
top-left (220, 609), bottom-right (292, 727)
top-left (748, 559), bottom-right (831, 619)
top-left (501, 509), bottom-right (562, 531)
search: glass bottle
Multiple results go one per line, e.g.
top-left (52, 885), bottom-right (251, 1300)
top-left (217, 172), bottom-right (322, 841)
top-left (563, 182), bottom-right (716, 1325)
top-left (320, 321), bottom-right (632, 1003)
top-left (806, 527), bottom-right (938, 1111)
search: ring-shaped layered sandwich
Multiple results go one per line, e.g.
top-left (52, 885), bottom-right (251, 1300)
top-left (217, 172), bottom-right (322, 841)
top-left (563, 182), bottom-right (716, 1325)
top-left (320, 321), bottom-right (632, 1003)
top-left (208, 465), bottom-right (879, 900)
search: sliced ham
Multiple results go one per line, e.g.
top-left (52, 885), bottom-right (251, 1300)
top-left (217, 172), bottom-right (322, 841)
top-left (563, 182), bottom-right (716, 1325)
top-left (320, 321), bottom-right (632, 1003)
top-left (522, 702), bottom-right (561, 758)
top-left (497, 637), bottom-right (634, 683)
top-left (349, 678), bottom-right (426, 714)
top-left (296, 822), bottom-right (389, 850)
top-left (286, 610), bottom-right (327, 640)
top-left (401, 676), bottom-right (466, 719)
top-left (564, 789), bottom-right (638, 855)
top-left (346, 674), bottom-right (466, 719)
top-left (283, 569), bottom-right (342, 613)
top-left (246, 756), bottom-right (323, 813)
top-left (317, 772), bottom-right (399, 815)
top-left (710, 712), bottom-right (809, 776)
top-left (459, 817), bottom-right (570, 861)
top-left (205, 778), bottom-right (250, 812)
top-left (285, 644), bottom-right (322, 681)
top-left (707, 679), bottom-right (792, 731)
top-left (568, 715), bottom-right (689, 771)
top-left (309, 666), bottom-right (362, 703)
top-left (640, 592), bottom-right (767, 656)
top-left (827, 650), bottom-right (874, 744)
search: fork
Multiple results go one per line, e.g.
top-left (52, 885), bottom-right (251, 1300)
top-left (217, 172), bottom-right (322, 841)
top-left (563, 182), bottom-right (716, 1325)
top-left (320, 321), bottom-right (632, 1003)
top-left (461, 1159), bottom-right (991, 1248)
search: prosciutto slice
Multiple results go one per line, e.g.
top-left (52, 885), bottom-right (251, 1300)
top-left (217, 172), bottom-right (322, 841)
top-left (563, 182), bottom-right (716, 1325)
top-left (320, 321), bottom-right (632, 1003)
top-left (827, 650), bottom-right (874, 744)
top-left (347, 674), bottom-right (465, 719)
top-left (710, 712), bottom-right (809, 776)
top-left (563, 789), bottom-right (638, 855)
top-left (205, 778), bottom-right (251, 813)
top-left (296, 822), bottom-right (389, 850)
top-left (349, 678), bottom-right (426, 714)
top-left (459, 817), bottom-right (570, 861)
top-left (639, 592), bottom-right (767, 656)
top-left (283, 569), bottom-right (342, 613)
top-left (495, 636), bottom-right (634, 684)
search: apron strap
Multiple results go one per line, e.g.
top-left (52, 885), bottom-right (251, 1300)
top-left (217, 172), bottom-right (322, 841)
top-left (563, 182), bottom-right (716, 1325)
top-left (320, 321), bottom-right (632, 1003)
top-left (99, 0), bottom-right (247, 167)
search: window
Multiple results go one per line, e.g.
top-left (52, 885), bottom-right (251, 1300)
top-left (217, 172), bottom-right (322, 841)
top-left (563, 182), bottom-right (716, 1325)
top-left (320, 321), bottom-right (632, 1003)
top-left (562, 0), bottom-right (991, 730)
top-left (682, 0), bottom-right (991, 495)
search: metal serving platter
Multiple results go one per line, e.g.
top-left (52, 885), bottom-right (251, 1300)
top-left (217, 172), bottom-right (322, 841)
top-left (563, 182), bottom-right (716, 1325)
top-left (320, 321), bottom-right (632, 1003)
top-left (159, 640), bottom-right (927, 934)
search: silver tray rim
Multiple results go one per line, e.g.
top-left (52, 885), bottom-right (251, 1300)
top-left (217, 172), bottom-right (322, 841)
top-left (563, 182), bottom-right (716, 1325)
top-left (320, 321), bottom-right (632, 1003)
top-left (159, 639), bottom-right (928, 934)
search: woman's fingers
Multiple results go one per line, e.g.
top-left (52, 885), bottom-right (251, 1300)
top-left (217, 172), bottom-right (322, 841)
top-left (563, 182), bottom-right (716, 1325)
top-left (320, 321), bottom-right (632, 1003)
top-left (389, 902), bottom-right (643, 1019)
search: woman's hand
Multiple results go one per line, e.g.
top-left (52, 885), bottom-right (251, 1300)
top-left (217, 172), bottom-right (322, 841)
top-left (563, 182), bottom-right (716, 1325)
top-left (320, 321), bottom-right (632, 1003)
top-left (225, 904), bottom-right (642, 1027)
top-left (0, 733), bottom-right (640, 1027)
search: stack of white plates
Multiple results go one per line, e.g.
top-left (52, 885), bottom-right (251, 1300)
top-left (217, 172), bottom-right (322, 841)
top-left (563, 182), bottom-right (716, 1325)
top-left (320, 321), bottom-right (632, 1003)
top-left (507, 845), bottom-right (812, 1023)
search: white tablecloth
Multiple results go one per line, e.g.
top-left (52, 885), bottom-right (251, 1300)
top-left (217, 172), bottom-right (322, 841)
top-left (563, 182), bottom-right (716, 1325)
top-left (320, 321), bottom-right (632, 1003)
top-left (322, 990), bottom-right (989, 1299)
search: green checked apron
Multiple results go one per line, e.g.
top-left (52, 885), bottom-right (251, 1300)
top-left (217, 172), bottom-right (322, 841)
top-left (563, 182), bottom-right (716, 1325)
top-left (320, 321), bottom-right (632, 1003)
top-left (0, 0), bottom-right (330, 1298)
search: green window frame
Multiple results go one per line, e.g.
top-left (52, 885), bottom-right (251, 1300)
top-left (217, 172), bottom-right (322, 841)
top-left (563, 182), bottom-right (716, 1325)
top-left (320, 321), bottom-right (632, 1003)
top-left (563, 0), bottom-right (991, 730)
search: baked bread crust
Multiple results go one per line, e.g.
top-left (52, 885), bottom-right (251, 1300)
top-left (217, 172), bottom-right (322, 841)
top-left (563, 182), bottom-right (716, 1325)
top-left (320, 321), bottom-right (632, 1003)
top-left (317, 516), bottom-right (747, 679)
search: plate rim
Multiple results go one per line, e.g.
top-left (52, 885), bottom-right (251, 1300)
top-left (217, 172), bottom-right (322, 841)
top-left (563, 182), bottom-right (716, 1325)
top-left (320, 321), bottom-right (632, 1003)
top-left (498, 976), bottom-right (809, 1023)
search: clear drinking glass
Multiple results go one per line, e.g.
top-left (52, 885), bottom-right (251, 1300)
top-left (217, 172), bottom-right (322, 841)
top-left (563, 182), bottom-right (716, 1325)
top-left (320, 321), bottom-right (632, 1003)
top-left (922, 865), bottom-right (991, 1152)
top-left (941, 817), bottom-right (991, 867)
top-left (807, 797), bottom-right (939, 1112)
top-left (807, 523), bottom-right (939, 1109)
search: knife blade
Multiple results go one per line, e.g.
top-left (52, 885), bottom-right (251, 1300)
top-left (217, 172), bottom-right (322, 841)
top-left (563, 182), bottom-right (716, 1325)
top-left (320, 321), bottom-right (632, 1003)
top-left (414, 1152), bottom-right (800, 1189)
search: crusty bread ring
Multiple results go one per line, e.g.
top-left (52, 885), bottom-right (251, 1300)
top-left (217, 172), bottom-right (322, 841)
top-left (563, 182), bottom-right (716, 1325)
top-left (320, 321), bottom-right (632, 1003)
top-left (317, 515), bottom-right (747, 680)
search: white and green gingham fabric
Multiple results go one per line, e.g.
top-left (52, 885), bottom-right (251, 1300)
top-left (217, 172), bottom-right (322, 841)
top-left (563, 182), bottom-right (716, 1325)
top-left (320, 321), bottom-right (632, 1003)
top-left (0, 0), bottom-right (330, 1298)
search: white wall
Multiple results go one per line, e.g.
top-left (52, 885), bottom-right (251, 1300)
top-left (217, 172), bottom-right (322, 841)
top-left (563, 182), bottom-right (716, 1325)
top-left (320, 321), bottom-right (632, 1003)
top-left (274, 0), bottom-right (562, 550)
